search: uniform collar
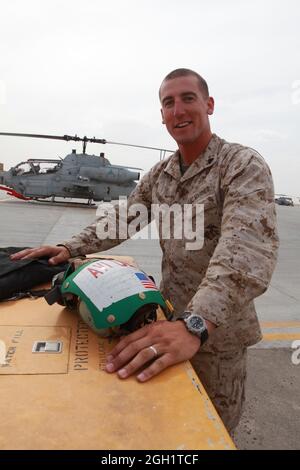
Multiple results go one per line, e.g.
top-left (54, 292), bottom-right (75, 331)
top-left (164, 133), bottom-right (221, 181)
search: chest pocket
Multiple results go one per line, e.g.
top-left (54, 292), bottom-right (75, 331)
top-left (153, 162), bottom-right (225, 217)
top-left (152, 175), bottom-right (178, 205)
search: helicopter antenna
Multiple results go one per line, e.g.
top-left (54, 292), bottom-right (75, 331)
top-left (0, 132), bottom-right (174, 157)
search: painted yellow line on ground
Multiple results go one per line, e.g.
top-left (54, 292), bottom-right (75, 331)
top-left (263, 333), bottom-right (300, 341)
top-left (261, 322), bottom-right (300, 328)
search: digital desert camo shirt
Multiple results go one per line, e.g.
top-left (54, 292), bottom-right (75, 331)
top-left (63, 134), bottom-right (279, 353)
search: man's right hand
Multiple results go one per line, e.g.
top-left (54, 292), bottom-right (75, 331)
top-left (10, 245), bottom-right (71, 265)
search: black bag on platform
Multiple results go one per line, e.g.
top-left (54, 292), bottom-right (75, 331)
top-left (0, 247), bottom-right (68, 301)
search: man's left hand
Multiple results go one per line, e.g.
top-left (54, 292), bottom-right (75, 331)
top-left (105, 320), bottom-right (201, 382)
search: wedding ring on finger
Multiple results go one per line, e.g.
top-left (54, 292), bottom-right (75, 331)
top-left (149, 345), bottom-right (158, 358)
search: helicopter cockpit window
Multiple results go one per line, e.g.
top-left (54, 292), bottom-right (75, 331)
top-left (12, 161), bottom-right (60, 176)
top-left (13, 163), bottom-right (32, 175)
top-left (38, 162), bottom-right (60, 174)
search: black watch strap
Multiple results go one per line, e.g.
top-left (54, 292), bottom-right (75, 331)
top-left (199, 327), bottom-right (209, 345)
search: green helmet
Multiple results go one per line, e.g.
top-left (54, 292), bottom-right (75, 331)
top-left (45, 258), bottom-right (173, 336)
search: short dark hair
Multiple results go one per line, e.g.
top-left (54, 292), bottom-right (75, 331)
top-left (159, 68), bottom-right (209, 99)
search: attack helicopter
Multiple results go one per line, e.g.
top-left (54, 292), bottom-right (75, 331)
top-left (0, 132), bottom-right (173, 204)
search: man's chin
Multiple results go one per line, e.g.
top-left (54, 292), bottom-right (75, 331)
top-left (172, 136), bottom-right (195, 145)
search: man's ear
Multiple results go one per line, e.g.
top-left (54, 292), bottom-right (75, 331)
top-left (207, 97), bottom-right (214, 115)
top-left (160, 108), bottom-right (165, 124)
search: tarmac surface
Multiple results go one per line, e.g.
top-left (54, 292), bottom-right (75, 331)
top-left (0, 194), bottom-right (299, 449)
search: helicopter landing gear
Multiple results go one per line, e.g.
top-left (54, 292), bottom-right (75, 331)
top-left (51, 195), bottom-right (55, 203)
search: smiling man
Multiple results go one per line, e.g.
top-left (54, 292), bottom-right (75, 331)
top-left (159, 71), bottom-right (214, 162)
top-left (11, 68), bottom-right (279, 433)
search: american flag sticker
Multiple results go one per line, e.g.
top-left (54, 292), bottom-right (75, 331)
top-left (134, 272), bottom-right (157, 290)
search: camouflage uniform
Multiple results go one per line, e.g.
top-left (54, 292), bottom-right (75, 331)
top-left (63, 134), bottom-right (279, 431)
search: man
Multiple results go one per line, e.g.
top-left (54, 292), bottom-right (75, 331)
top-left (12, 68), bottom-right (279, 432)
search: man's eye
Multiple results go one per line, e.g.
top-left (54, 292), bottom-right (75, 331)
top-left (164, 101), bottom-right (173, 108)
top-left (184, 96), bottom-right (194, 102)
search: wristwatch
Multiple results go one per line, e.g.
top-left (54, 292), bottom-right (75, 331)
top-left (178, 311), bottom-right (209, 345)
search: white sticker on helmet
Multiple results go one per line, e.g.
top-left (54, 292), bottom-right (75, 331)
top-left (72, 259), bottom-right (157, 311)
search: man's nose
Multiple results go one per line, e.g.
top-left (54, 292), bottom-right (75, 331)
top-left (173, 100), bottom-right (185, 117)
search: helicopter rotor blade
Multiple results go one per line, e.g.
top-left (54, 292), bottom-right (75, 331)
top-left (0, 132), bottom-right (72, 141)
top-left (0, 132), bottom-right (106, 144)
top-left (95, 139), bottom-right (174, 153)
top-left (0, 132), bottom-right (174, 155)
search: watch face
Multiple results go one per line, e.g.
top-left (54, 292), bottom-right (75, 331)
top-left (189, 315), bottom-right (204, 330)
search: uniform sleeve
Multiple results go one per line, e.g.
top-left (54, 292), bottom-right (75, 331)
top-left (186, 150), bottom-right (279, 327)
top-left (61, 170), bottom-right (153, 257)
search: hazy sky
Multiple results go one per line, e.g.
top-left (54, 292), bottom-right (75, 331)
top-left (0, 0), bottom-right (299, 195)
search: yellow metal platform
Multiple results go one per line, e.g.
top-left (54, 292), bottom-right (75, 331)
top-left (0, 256), bottom-right (235, 450)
